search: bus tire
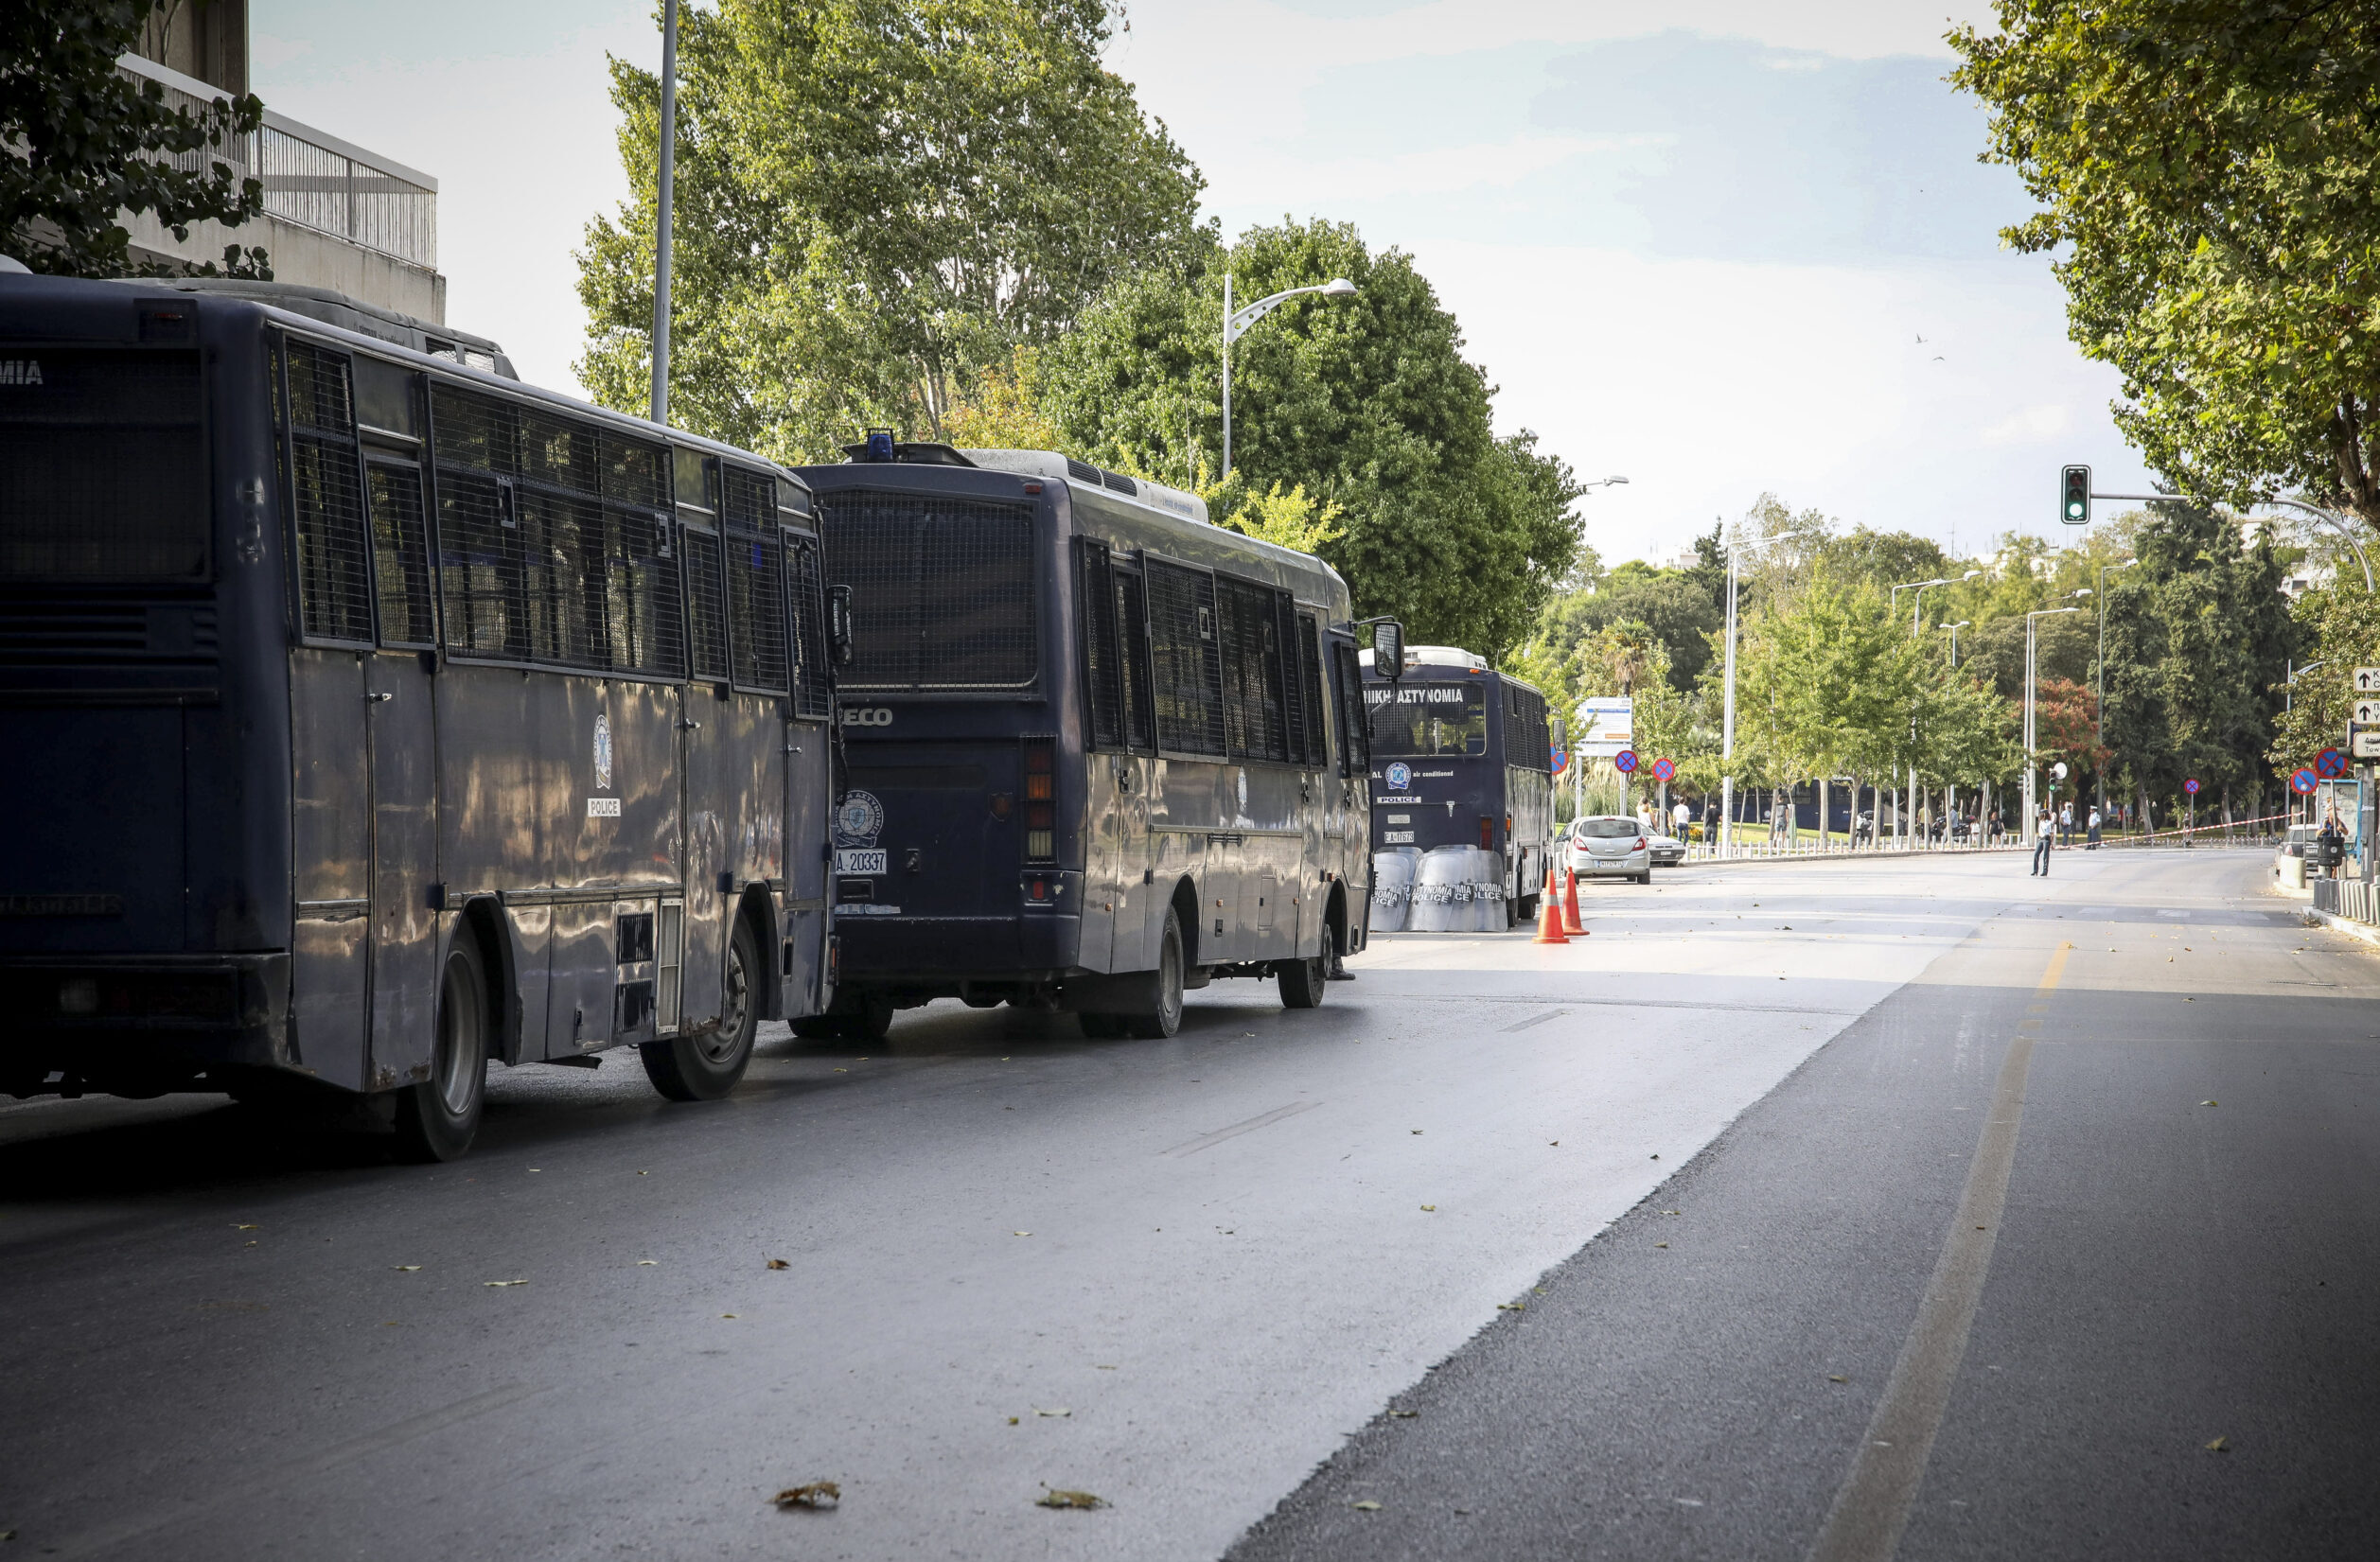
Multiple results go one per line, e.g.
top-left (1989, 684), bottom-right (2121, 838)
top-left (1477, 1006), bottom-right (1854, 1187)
top-left (1278, 954), bottom-right (1326, 1009)
top-left (641, 918), bottom-right (761, 1101)
top-left (1121, 910), bottom-right (1186, 1039)
top-left (394, 937), bottom-right (489, 1164)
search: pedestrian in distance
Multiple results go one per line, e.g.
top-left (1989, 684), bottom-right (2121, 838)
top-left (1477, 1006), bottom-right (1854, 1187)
top-left (2032, 806), bottom-right (2054, 876)
top-left (2059, 800), bottom-right (2073, 845)
top-left (2087, 806), bottom-right (2102, 849)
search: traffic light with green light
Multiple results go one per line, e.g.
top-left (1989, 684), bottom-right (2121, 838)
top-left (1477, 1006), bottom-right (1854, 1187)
top-left (2061, 465), bottom-right (2090, 525)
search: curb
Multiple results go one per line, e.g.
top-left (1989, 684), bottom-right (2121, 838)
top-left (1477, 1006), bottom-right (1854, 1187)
top-left (2305, 908), bottom-right (2380, 949)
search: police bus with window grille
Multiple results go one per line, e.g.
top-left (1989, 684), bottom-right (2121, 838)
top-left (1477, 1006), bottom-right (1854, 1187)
top-left (0, 273), bottom-right (843, 1159)
top-left (1362, 646), bottom-right (1558, 927)
top-left (801, 436), bottom-right (1384, 1040)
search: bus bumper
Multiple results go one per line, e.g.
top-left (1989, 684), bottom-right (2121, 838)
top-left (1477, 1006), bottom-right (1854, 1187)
top-left (833, 912), bottom-right (1082, 984)
top-left (0, 953), bottom-right (290, 1097)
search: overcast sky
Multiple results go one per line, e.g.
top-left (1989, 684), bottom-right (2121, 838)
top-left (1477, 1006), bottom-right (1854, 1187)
top-left (251, 0), bottom-right (2159, 569)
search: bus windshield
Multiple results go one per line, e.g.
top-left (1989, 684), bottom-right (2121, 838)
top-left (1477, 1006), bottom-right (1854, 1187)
top-left (1368, 683), bottom-right (1487, 756)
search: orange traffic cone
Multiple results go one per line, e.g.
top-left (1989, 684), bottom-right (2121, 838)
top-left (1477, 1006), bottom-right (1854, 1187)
top-left (1532, 863), bottom-right (1570, 944)
top-left (1561, 862), bottom-right (1585, 934)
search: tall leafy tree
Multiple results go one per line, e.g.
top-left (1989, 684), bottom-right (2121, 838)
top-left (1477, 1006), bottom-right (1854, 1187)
top-left (2102, 502), bottom-right (2295, 810)
top-left (1040, 219), bottom-right (1584, 660)
top-left (575, 0), bottom-right (1208, 461)
top-left (1951, 3), bottom-right (2380, 528)
top-left (2, 0), bottom-right (267, 277)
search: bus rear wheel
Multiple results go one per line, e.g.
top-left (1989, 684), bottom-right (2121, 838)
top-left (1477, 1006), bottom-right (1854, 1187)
top-left (395, 938), bottom-right (489, 1164)
top-left (1120, 910), bottom-right (1186, 1039)
top-left (642, 918), bottom-right (761, 1101)
top-left (1278, 954), bottom-right (1326, 1009)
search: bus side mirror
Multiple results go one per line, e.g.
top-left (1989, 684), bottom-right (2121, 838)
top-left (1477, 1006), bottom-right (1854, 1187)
top-left (1549, 715), bottom-right (1567, 749)
top-left (828, 585), bottom-right (855, 667)
top-left (1368, 619), bottom-right (1403, 680)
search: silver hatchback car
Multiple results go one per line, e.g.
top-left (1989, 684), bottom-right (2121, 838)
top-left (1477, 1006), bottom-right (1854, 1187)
top-left (1567, 816), bottom-right (1651, 885)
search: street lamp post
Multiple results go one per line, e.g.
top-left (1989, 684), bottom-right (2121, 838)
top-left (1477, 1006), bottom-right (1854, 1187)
top-left (2025, 594), bottom-right (2088, 843)
top-left (2286, 659), bottom-right (2328, 830)
top-left (1720, 542), bottom-right (1737, 856)
top-left (649, 0), bottom-right (679, 426)
top-left (1940, 620), bottom-right (1970, 667)
top-left (1221, 273), bottom-right (1357, 476)
top-left (2093, 490), bottom-right (2373, 591)
top-left (2094, 557), bottom-right (2137, 816)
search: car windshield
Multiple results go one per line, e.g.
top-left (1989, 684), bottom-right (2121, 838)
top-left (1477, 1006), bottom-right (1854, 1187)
top-left (1578, 818), bottom-right (1637, 838)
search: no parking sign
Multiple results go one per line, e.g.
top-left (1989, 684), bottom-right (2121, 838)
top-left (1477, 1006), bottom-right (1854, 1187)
top-left (1613, 749), bottom-right (1639, 775)
top-left (2291, 768), bottom-right (2318, 795)
top-left (1650, 757), bottom-right (1676, 782)
top-left (2316, 747), bottom-right (2350, 779)
top-left (2183, 778), bottom-right (2201, 796)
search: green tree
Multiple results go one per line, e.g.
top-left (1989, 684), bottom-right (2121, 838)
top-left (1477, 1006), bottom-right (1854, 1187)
top-left (575, 0), bottom-right (1208, 462)
top-left (3, 0), bottom-right (267, 277)
top-left (1951, 3), bottom-right (2380, 528)
top-left (1526, 563), bottom-right (1720, 693)
top-left (2102, 501), bottom-right (2295, 813)
top-left (2267, 580), bottom-right (2380, 781)
top-left (1041, 218), bottom-right (1583, 659)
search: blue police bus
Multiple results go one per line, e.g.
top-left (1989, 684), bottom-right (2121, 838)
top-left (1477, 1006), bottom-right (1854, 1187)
top-left (801, 439), bottom-right (1389, 1039)
top-left (1363, 645), bottom-right (1557, 926)
top-left (0, 273), bottom-right (842, 1159)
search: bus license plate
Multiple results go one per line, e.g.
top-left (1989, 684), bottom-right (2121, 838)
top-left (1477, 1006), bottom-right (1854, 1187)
top-left (1382, 830), bottom-right (1414, 844)
top-left (835, 849), bottom-right (888, 875)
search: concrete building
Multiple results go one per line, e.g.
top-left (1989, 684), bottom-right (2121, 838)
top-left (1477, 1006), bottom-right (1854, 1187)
top-left (122, 0), bottom-right (446, 323)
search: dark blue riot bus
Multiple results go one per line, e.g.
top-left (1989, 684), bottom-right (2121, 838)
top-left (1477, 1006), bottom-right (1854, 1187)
top-left (1363, 645), bottom-right (1557, 928)
top-left (801, 440), bottom-right (1386, 1039)
top-left (0, 273), bottom-right (839, 1159)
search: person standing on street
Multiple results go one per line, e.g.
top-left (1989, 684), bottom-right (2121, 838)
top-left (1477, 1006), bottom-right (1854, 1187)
top-left (1672, 798), bottom-right (1691, 838)
top-left (2087, 805), bottom-right (2103, 849)
top-left (2032, 806), bottom-right (2054, 875)
top-left (2059, 800), bottom-right (2073, 845)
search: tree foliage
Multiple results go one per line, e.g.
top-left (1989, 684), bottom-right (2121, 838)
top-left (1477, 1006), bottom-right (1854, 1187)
top-left (1951, 2), bottom-right (2380, 527)
top-left (1041, 219), bottom-right (1584, 660)
top-left (2267, 579), bottom-right (2380, 779)
top-left (2, 0), bottom-right (267, 277)
top-left (575, 0), bottom-right (1208, 461)
top-left (2102, 501), bottom-right (2295, 802)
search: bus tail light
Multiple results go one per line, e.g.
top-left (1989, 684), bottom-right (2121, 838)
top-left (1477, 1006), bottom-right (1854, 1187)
top-left (1023, 736), bottom-right (1055, 862)
top-left (1479, 816), bottom-right (1493, 850)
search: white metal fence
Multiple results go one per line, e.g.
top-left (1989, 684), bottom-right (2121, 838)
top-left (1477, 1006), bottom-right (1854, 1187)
top-left (118, 53), bottom-right (438, 272)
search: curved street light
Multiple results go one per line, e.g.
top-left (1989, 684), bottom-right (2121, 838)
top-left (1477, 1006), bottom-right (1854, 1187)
top-left (1939, 620), bottom-right (1970, 667)
top-left (1221, 275), bottom-right (1358, 476)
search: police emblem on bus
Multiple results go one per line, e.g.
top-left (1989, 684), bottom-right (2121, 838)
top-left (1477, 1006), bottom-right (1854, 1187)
top-left (592, 711), bottom-right (613, 790)
top-left (836, 789), bottom-right (885, 847)
top-left (840, 707), bottom-right (893, 727)
top-left (1385, 762), bottom-right (1412, 790)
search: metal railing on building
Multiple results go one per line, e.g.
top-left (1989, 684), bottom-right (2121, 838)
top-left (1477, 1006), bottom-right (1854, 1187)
top-left (117, 52), bottom-right (437, 272)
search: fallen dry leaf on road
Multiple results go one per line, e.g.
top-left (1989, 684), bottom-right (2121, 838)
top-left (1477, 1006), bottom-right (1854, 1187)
top-left (1037, 1487), bottom-right (1105, 1510)
top-left (2202, 1100), bottom-right (2217, 1107)
top-left (1497, 1302), bottom-right (1525, 1311)
top-left (232, 1223), bottom-right (257, 1231)
top-left (721, 1313), bottom-right (737, 1319)
top-left (1655, 1242), bottom-right (1669, 1249)
top-left (772, 1481), bottom-right (839, 1508)
top-left (1008, 1416), bottom-right (1020, 1425)
top-left (1389, 1410), bottom-right (1419, 1418)
top-left (1419, 1204), bottom-right (1437, 1213)
top-left (1351, 1500), bottom-right (1383, 1512)
top-left (483, 1279), bottom-right (527, 1288)
top-left (767, 1258), bottom-right (789, 1270)
top-left (1034, 1408), bottom-right (1071, 1417)
top-left (636, 1259), bottom-right (658, 1266)
top-left (392, 1265), bottom-right (420, 1272)
top-left (2205, 1437), bottom-right (2228, 1452)
top-left (1013, 1231), bottom-right (1031, 1237)
top-left (1828, 1376), bottom-right (1847, 1383)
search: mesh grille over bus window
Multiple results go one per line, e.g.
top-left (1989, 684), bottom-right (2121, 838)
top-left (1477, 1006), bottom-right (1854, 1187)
top-left (1077, 538), bottom-right (1123, 749)
top-left (722, 468), bottom-right (788, 693)
top-left (816, 490), bottom-right (1037, 693)
top-left (682, 529), bottom-right (728, 680)
top-left (1216, 576), bottom-right (1287, 763)
top-left (1115, 570), bottom-right (1154, 752)
top-left (1296, 615), bottom-right (1328, 768)
top-left (1333, 641), bottom-right (1368, 777)
top-left (0, 350), bottom-right (208, 582)
top-left (785, 535), bottom-right (832, 720)
top-left (1145, 558), bottom-right (1224, 756)
top-left (285, 342), bottom-right (374, 642)
top-left (366, 463), bottom-right (433, 646)
top-left (429, 383), bottom-right (683, 676)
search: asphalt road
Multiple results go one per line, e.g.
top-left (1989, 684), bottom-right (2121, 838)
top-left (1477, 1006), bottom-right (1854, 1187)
top-left (1, 848), bottom-right (2371, 1559)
